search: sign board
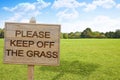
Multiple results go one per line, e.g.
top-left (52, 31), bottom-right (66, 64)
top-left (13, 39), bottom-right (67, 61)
top-left (4, 22), bottom-right (60, 66)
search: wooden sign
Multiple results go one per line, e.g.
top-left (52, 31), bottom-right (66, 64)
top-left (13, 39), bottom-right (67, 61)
top-left (4, 22), bottom-right (60, 66)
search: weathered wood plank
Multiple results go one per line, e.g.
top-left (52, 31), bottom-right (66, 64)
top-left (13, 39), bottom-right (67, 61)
top-left (4, 22), bottom-right (60, 66)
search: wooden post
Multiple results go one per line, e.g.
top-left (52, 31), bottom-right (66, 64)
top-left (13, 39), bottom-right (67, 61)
top-left (28, 65), bottom-right (34, 80)
top-left (28, 17), bottom-right (36, 80)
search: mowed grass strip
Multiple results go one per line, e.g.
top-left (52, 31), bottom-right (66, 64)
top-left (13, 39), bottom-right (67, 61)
top-left (0, 39), bottom-right (120, 80)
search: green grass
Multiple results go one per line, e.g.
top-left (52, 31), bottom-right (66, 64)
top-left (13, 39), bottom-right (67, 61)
top-left (0, 39), bottom-right (120, 80)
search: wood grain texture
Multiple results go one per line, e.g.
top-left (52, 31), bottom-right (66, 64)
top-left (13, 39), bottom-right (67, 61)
top-left (4, 22), bottom-right (60, 66)
top-left (28, 65), bottom-right (34, 80)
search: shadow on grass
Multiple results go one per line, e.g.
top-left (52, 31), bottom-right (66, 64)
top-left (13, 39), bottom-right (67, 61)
top-left (40, 60), bottom-right (99, 80)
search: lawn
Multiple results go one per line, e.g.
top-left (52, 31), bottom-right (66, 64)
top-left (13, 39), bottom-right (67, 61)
top-left (0, 39), bottom-right (120, 80)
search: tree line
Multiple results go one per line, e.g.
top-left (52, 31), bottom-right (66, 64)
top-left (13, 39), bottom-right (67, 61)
top-left (61, 28), bottom-right (120, 39)
top-left (0, 28), bottom-right (120, 39)
top-left (0, 28), bottom-right (4, 38)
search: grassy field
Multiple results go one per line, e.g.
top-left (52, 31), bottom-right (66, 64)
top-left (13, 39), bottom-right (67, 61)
top-left (0, 39), bottom-right (120, 80)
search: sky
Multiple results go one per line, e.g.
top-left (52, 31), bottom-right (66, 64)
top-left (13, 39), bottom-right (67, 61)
top-left (0, 0), bottom-right (120, 32)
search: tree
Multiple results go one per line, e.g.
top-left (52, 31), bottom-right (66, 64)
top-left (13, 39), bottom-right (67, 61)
top-left (92, 32), bottom-right (105, 38)
top-left (92, 31), bottom-right (100, 38)
top-left (0, 28), bottom-right (4, 38)
top-left (80, 28), bottom-right (93, 38)
top-left (68, 32), bottom-right (74, 39)
top-left (74, 31), bottom-right (81, 39)
top-left (63, 33), bottom-right (68, 39)
top-left (105, 31), bottom-right (115, 38)
top-left (60, 33), bottom-right (63, 39)
top-left (99, 33), bottom-right (106, 38)
top-left (114, 29), bottom-right (120, 38)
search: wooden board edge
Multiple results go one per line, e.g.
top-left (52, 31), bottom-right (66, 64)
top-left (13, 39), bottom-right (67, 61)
top-left (3, 61), bottom-right (60, 66)
top-left (3, 23), bottom-right (7, 63)
top-left (5, 22), bottom-right (61, 26)
top-left (58, 25), bottom-right (61, 66)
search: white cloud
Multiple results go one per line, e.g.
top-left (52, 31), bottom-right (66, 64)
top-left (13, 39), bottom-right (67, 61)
top-left (0, 20), bottom-right (5, 28)
top-left (52, 0), bottom-right (117, 21)
top-left (3, 3), bottom-right (35, 12)
top-left (3, 0), bottom-right (51, 22)
top-left (61, 15), bottom-right (120, 32)
top-left (91, 15), bottom-right (120, 31)
top-left (57, 9), bottom-right (79, 21)
top-left (96, 0), bottom-right (116, 8)
top-left (116, 4), bottom-right (120, 8)
top-left (20, 19), bottom-right (29, 23)
top-left (35, 0), bottom-right (51, 9)
top-left (84, 0), bottom-right (116, 12)
top-left (52, 0), bottom-right (116, 12)
top-left (7, 14), bottom-right (22, 21)
top-left (52, 0), bottom-right (86, 9)
top-left (1, 0), bottom-right (120, 32)
top-left (52, 0), bottom-right (85, 21)
top-left (84, 4), bottom-right (97, 12)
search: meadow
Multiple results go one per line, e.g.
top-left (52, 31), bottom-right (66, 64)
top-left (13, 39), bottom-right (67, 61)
top-left (0, 39), bottom-right (120, 80)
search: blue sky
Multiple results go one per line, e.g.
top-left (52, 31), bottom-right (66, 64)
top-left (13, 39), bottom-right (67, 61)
top-left (0, 0), bottom-right (120, 32)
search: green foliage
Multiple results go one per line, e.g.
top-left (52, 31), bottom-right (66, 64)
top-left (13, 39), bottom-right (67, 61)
top-left (0, 28), bottom-right (4, 38)
top-left (105, 30), bottom-right (120, 38)
top-left (68, 32), bottom-right (74, 39)
top-left (60, 33), bottom-right (63, 39)
top-left (0, 39), bottom-right (120, 80)
top-left (81, 28), bottom-right (93, 38)
top-left (61, 28), bottom-right (120, 39)
top-left (114, 29), bottom-right (120, 38)
top-left (74, 32), bottom-right (81, 38)
top-left (68, 32), bottom-right (81, 39)
top-left (92, 32), bottom-right (106, 38)
top-left (0, 27), bottom-right (120, 39)
top-left (105, 31), bottom-right (115, 38)
top-left (63, 33), bottom-right (68, 39)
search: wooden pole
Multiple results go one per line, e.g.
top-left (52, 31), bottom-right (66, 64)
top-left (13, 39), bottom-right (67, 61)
top-left (28, 65), bottom-right (34, 80)
top-left (28, 17), bottom-right (36, 80)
